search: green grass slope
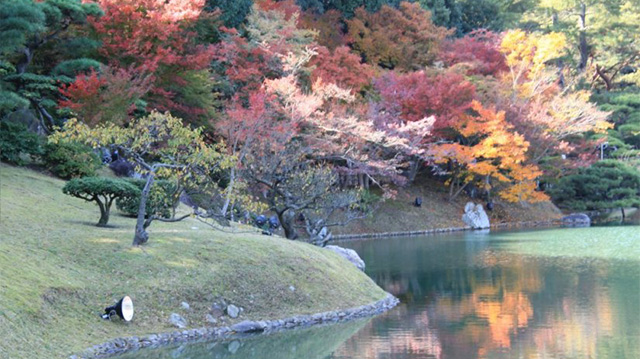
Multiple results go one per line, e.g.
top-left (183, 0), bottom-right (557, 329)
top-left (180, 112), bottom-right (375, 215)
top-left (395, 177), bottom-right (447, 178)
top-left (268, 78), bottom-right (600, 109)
top-left (0, 164), bottom-right (386, 359)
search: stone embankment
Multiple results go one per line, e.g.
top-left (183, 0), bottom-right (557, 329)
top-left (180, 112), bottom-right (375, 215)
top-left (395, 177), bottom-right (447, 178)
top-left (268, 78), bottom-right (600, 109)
top-left (71, 294), bottom-right (399, 359)
top-left (333, 220), bottom-right (564, 240)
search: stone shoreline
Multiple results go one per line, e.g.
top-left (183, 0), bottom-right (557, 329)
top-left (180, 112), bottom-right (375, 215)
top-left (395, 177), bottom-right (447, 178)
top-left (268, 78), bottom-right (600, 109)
top-left (70, 293), bottom-right (399, 359)
top-left (333, 220), bottom-right (563, 240)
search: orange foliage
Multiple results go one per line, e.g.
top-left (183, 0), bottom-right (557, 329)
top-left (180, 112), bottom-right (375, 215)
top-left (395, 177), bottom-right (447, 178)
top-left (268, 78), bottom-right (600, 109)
top-left (310, 46), bottom-right (375, 93)
top-left (346, 2), bottom-right (452, 70)
top-left (431, 101), bottom-right (548, 203)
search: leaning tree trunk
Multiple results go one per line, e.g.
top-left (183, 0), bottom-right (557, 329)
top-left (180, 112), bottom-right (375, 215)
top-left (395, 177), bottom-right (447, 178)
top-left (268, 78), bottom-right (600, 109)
top-left (96, 197), bottom-right (109, 227)
top-left (278, 209), bottom-right (298, 240)
top-left (133, 172), bottom-right (155, 246)
top-left (578, 2), bottom-right (588, 71)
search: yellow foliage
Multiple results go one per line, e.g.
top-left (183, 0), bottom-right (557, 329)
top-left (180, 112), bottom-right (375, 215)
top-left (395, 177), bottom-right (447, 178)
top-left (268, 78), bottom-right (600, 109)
top-left (430, 101), bottom-right (547, 203)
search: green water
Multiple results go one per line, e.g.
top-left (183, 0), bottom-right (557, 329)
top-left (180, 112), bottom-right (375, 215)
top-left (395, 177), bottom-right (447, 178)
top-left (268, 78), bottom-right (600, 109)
top-left (116, 226), bottom-right (640, 359)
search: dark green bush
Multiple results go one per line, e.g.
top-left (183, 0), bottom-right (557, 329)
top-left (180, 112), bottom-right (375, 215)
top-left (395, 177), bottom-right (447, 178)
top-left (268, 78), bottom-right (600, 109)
top-left (550, 160), bottom-right (640, 213)
top-left (0, 121), bottom-right (43, 165)
top-left (116, 179), bottom-right (179, 219)
top-left (43, 141), bottom-right (101, 179)
top-left (63, 177), bottom-right (139, 227)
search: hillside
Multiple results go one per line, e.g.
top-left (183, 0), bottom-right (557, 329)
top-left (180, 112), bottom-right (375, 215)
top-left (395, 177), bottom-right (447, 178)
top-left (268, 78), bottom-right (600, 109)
top-left (335, 177), bottom-right (563, 235)
top-left (0, 164), bottom-right (386, 359)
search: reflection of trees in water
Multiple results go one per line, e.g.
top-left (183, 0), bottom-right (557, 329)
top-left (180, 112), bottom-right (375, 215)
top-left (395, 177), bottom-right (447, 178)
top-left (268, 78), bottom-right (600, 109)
top-left (342, 235), bottom-right (639, 359)
top-left (112, 319), bottom-right (370, 359)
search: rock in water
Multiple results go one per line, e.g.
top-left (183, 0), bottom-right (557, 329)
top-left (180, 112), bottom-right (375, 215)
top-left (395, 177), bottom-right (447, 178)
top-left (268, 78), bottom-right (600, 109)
top-left (226, 304), bottom-right (240, 318)
top-left (462, 202), bottom-right (491, 229)
top-left (562, 213), bottom-right (591, 227)
top-left (325, 245), bottom-right (366, 271)
top-left (169, 313), bottom-right (187, 328)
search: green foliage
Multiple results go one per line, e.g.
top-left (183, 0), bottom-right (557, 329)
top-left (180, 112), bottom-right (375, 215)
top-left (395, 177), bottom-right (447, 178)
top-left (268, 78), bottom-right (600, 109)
top-left (51, 58), bottom-right (102, 77)
top-left (42, 141), bottom-right (101, 179)
top-left (62, 176), bottom-right (139, 226)
top-left (550, 160), bottom-right (640, 211)
top-left (205, 0), bottom-right (253, 28)
top-left (355, 189), bottom-right (382, 213)
top-left (116, 178), bottom-right (179, 219)
top-left (0, 121), bottom-right (43, 165)
top-left (0, 0), bottom-right (102, 123)
top-left (62, 176), bottom-right (139, 200)
top-left (592, 88), bottom-right (640, 151)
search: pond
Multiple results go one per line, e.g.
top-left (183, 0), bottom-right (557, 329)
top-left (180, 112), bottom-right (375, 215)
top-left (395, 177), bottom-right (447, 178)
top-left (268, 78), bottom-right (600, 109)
top-left (115, 226), bottom-right (640, 359)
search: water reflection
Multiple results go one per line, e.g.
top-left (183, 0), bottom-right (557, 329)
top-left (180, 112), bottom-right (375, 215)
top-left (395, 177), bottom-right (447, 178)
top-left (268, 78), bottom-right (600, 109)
top-left (114, 318), bottom-right (370, 359)
top-left (341, 230), bottom-right (640, 359)
top-left (115, 227), bottom-right (640, 359)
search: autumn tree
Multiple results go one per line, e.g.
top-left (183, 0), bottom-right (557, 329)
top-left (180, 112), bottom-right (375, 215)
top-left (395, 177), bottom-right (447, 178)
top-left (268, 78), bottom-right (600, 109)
top-left (521, 0), bottom-right (639, 75)
top-left (219, 46), bottom-right (431, 242)
top-left (309, 46), bottom-right (375, 93)
top-left (374, 70), bottom-right (476, 133)
top-left (430, 101), bottom-right (548, 203)
top-left (50, 112), bottom-right (232, 245)
top-left (500, 29), bottom-right (612, 166)
top-left (80, 0), bottom-right (215, 126)
top-left (346, 2), bottom-right (452, 70)
top-left (300, 9), bottom-right (347, 50)
top-left (58, 67), bottom-right (151, 127)
top-left (439, 29), bottom-right (507, 77)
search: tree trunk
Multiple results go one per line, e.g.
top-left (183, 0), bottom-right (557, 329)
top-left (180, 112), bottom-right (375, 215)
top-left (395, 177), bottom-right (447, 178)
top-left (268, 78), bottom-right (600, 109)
top-left (407, 158), bottom-right (421, 183)
top-left (96, 197), bottom-right (109, 227)
top-left (221, 166), bottom-right (236, 217)
top-left (16, 47), bottom-right (33, 75)
top-left (278, 209), bottom-right (298, 240)
top-left (133, 172), bottom-right (155, 246)
top-left (621, 207), bottom-right (626, 222)
top-left (578, 2), bottom-right (588, 71)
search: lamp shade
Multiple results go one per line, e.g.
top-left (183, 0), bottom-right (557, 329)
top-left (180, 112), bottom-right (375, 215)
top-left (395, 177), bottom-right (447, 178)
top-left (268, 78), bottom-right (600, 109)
top-left (103, 296), bottom-right (134, 321)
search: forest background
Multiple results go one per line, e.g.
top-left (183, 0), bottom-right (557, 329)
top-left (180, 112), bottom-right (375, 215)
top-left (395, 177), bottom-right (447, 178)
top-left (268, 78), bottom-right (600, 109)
top-left (2, 0), bottom-right (640, 244)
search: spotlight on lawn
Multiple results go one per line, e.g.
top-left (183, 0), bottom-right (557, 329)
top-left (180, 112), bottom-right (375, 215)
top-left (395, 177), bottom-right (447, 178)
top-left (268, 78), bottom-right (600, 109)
top-left (101, 296), bottom-right (134, 322)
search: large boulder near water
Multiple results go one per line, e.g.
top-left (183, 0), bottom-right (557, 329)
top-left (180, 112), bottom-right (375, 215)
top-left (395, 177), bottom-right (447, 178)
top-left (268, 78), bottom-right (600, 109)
top-left (462, 202), bottom-right (491, 229)
top-left (562, 213), bottom-right (591, 227)
top-left (325, 245), bottom-right (366, 271)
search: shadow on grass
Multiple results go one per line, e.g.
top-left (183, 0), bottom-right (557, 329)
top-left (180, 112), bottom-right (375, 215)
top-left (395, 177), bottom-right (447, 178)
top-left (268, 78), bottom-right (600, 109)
top-left (66, 219), bottom-right (126, 229)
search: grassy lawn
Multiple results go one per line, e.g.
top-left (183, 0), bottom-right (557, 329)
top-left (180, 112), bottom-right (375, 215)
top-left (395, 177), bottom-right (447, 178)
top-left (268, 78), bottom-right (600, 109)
top-left (0, 163), bottom-right (386, 359)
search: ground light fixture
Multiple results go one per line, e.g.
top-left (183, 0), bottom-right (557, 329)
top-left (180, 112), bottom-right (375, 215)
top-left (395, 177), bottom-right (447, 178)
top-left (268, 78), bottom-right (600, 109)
top-left (101, 296), bottom-right (134, 322)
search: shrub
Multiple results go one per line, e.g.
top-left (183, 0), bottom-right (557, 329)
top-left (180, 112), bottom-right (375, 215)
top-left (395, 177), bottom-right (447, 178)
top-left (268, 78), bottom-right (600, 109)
top-left (63, 177), bottom-right (139, 227)
top-left (0, 121), bottom-right (43, 165)
top-left (108, 158), bottom-right (135, 177)
top-left (550, 160), bottom-right (640, 218)
top-left (116, 179), bottom-right (179, 219)
top-left (43, 141), bottom-right (101, 179)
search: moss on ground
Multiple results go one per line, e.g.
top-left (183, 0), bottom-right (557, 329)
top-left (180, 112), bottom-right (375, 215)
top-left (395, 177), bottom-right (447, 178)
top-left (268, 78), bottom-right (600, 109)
top-left (0, 163), bottom-right (386, 359)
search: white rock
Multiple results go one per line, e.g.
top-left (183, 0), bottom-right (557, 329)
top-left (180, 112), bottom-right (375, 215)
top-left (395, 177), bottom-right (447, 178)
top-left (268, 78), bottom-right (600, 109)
top-left (462, 202), bottom-right (490, 229)
top-left (325, 245), bottom-right (365, 271)
top-left (226, 304), bottom-right (240, 318)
